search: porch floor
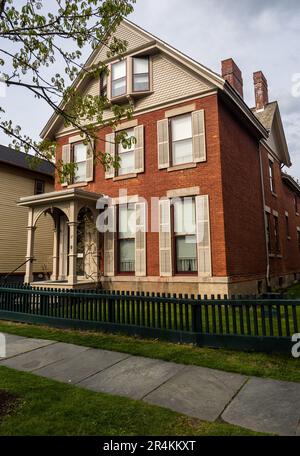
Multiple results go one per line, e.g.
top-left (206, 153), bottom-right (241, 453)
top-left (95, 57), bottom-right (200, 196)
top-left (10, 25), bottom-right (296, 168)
top-left (30, 278), bottom-right (97, 290)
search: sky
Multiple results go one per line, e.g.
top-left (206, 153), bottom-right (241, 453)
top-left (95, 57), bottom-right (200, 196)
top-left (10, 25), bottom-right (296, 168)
top-left (1, 0), bottom-right (300, 179)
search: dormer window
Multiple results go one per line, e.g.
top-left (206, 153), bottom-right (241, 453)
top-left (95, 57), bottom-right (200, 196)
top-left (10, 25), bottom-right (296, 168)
top-left (111, 60), bottom-right (127, 98)
top-left (100, 72), bottom-right (108, 98)
top-left (133, 57), bottom-right (150, 92)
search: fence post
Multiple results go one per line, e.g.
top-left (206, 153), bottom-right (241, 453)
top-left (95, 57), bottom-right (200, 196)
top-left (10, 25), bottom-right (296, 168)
top-left (107, 291), bottom-right (114, 323)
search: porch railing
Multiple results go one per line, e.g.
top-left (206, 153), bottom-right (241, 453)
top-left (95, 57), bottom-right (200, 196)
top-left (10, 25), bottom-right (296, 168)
top-left (0, 283), bottom-right (299, 353)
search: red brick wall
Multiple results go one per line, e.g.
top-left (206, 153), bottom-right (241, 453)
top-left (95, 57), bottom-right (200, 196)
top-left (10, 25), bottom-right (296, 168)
top-left (218, 99), bottom-right (267, 282)
top-left (55, 95), bottom-right (228, 278)
top-left (260, 143), bottom-right (300, 278)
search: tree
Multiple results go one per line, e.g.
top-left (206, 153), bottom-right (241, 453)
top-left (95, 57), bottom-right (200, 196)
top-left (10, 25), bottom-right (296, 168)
top-left (0, 0), bottom-right (136, 181)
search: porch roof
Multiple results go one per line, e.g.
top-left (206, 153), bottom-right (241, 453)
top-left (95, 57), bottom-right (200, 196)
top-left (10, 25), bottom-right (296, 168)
top-left (18, 188), bottom-right (103, 208)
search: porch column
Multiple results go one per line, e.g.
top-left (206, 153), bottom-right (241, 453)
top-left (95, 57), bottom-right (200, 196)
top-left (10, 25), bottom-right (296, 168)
top-left (24, 208), bottom-right (36, 284)
top-left (51, 217), bottom-right (59, 281)
top-left (68, 201), bottom-right (78, 285)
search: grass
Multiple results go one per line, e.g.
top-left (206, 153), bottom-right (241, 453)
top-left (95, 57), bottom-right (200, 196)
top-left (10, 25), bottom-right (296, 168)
top-left (0, 366), bottom-right (263, 436)
top-left (285, 283), bottom-right (300, 299)
top-left (0, 319), bottom-right (299, 383)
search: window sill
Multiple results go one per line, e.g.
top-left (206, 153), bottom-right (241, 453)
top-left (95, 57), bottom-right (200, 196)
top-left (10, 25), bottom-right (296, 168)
top-left (287, 236), bottom-right (291, 241)
top-left (271, 192), bottom-right (278, 198)
top-left (269, 254), bottom-right (276, 258)
top-left (113, 173), bottom-right (137, 181)
top-left (296, 212), bottom-right (299, 217)
top-left (167, 163), bottom-right (197, 172)
top-left (67, 182), bottom-right (88, 189)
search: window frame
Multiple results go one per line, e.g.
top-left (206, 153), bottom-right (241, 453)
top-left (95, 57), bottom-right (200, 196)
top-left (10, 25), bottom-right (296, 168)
top-left (132, 56), bottom-right (150, 93)
top-left (266, 212), bottom-right (272, 253)
top-left (116, 128), bottom-right (135, 177)
top-left (111, 60), bottom-right (127, 99)
top-left (274, 215), bottom-right (280, 253)
top-left (298, 230), bottom-right (300, 253)
top-left (34, 179), bottom-right (45, 195)
top-left (172, 197), bottom-right (198, 276)
top-left (295, 194), bottom-right (299, 215)
top-left (117, 204), bottom-right (135, 275)
top-left (100, 71), bottom-right (108, 98)
top-left (169, 113), bottom-right (194, 167)
top-left (71, 140), bottom-right (87, 184)
top-left (269, 159), bottom-right (276, 194)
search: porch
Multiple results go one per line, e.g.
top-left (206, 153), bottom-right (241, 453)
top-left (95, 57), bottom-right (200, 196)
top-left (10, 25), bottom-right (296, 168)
top-left (18, 188), bottom-right (102, 287)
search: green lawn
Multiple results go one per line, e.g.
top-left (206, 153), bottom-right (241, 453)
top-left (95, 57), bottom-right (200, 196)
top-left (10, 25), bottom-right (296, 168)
top-left (285, 284), bottom-right (300, 299)
top-left (0, 319), bottom-right (299, 383)
top-left (0, 366), bottom-right (263, 436)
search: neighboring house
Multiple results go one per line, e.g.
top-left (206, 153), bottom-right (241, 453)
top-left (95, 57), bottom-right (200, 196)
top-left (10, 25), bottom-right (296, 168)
top-left (0, 145), bottom-right (54, 282)
top-left (19, 20), bottom-right (300, 295)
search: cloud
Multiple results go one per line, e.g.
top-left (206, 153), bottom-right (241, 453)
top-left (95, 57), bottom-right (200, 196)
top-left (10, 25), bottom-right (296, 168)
top-left (132, 0), bottom-right (300, 179)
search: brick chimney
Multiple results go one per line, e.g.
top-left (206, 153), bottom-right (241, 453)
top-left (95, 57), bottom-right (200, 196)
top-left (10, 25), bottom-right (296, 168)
top-left (253, 71), bottom-right (269, 111)
top-left (221, 58), bottom-right (244, 99)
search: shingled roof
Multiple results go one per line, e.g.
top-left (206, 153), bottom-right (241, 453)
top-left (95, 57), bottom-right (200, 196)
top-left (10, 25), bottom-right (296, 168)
top-left (0, 144), bottom-right (54, 177)
top-left (251, 101), bottom-right (277, 131)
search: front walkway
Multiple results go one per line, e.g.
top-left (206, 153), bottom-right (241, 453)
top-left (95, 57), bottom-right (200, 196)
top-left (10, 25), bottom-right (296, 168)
top-left (1, 333), bottom-right (300, 436)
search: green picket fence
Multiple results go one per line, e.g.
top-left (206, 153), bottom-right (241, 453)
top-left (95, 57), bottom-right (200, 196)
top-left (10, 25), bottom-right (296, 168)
top-left (0, 283), bottom-right (299, 353)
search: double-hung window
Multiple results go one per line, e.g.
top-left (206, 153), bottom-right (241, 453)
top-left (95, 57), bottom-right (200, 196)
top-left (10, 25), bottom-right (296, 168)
top-left (173, 197), bottom-right (197, 273)
top-left (111, 60), bottom-right (126, 98)
top-left (117, 129), bottom-right (135, 176)
top-left (298, 230), bottom-right (300, 252)
top-left (269, 160), bottom-right (275, 193)
top-left (171, 114), bottom-right (193, 166)
top-left (133, 57), bottom-right (150, 92)
top-left (73, 142), bottom-right (87, 183)
top-left (274, 215), bottom-right (280, 253)
top-left (100, 72), bottom-right (108, 98)
top-left (118, 204), bottom-right (135, 273)
top-left (266, 212), bottom-right (272, 252)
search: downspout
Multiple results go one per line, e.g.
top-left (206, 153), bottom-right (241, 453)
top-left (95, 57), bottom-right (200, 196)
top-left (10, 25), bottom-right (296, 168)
top-left (258, 143), bottom-right (270, 290)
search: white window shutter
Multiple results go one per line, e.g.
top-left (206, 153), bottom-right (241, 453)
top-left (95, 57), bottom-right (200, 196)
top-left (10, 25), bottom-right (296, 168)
top-left (159, 199), bottom-right (172, 277)
top-left (86, 138), bottom-right (94, 182)
top-left (135, 202), bottom-right (146, 276)
top-left (105, 133), bottom-right (115, 179)
top-left (157, 119), bottom-right (170, 169)
top-left (192, 110), bottom-right (206, 163)
top-left (104, 206), bottom-right (116, 276)
top-left (196, 195), bottom-right (212, 276)
top-left (61, 144), bottom-right (71, 187)
top-left (107, 64), bottom-right (112, 101)
top-left (134, 125), bottom-right (144, 173)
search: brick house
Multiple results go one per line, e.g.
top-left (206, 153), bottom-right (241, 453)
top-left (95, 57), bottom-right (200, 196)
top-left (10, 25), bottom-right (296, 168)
top-left (19, 20), bottom-right (300, 296)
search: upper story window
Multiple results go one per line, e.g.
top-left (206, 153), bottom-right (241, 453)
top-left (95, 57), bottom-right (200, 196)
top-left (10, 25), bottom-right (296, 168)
top-left (111, 60), bottom-right (127, 98)
top-left (171, 114), bottom-right (193, 166)
top-left (266, 212), bottom-right (272, 252)
top-left (117, 129), bottom-right (135, 176)
top-left (133, 57), bottom-right (150, 92)
top-left (34, 179), bottom-right (45, 195)
top-left (173, 197), bottom-right (197, 273)
top-left (274, 215), bottom-right (280, 253)
top-left (298, 229), bottom-right (300, 252)
top-left (269, 159), bottom-right (275, 193)
top-left (295, 194), bottom-right (299, 215)
top-left (100, 72), bottom-right (107, 98)
top-left (285, 214), bottom-right (290, 238)
top-left (73, 142), bottom-right (87, 183)
top-left (118, 204), bottom-right (135, 273)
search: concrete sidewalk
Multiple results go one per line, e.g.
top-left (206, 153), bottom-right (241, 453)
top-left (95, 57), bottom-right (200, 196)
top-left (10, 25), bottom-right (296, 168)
top-left (1, 333), bottom-right (300, 436)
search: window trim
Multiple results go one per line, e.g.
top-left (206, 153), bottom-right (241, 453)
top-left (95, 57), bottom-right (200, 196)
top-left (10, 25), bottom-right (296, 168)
top-left (172, 198), bottom-right (198, 276)
top-left (273, 214), bottom-right (280, 254)
top-left (132, 56), bottom-right (150, 93)
top-left (117, 204), bottom-right (135, 276)
top-left (71, 140), bottom-right (87, 184)
top-left (100, 71), bottom-right (108, 98)
top-left (34, 179), bottom-right (45, 195)
top-left (111, 60), bottom-right (127, 100)
top-left (169, 113), bottom-right (194, 168)
top-left (116, 128), bottom-right (135, 177)
top-left (268, 159), bottom-right (276, 194)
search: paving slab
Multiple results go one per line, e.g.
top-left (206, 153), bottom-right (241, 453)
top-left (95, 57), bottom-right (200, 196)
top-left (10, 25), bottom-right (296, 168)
top-left (78, 356), bottom-right (185, 400)
top-left (0, 342), bottom-right (89, 372)
top-left (222, 377), bottom-right (300, 436)
top-left (144, 365), bottom-right (247, 422)
top-left (4, 337), bottom-right (55, 358)
top-left (34, 348), bottom-right (130, 384)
